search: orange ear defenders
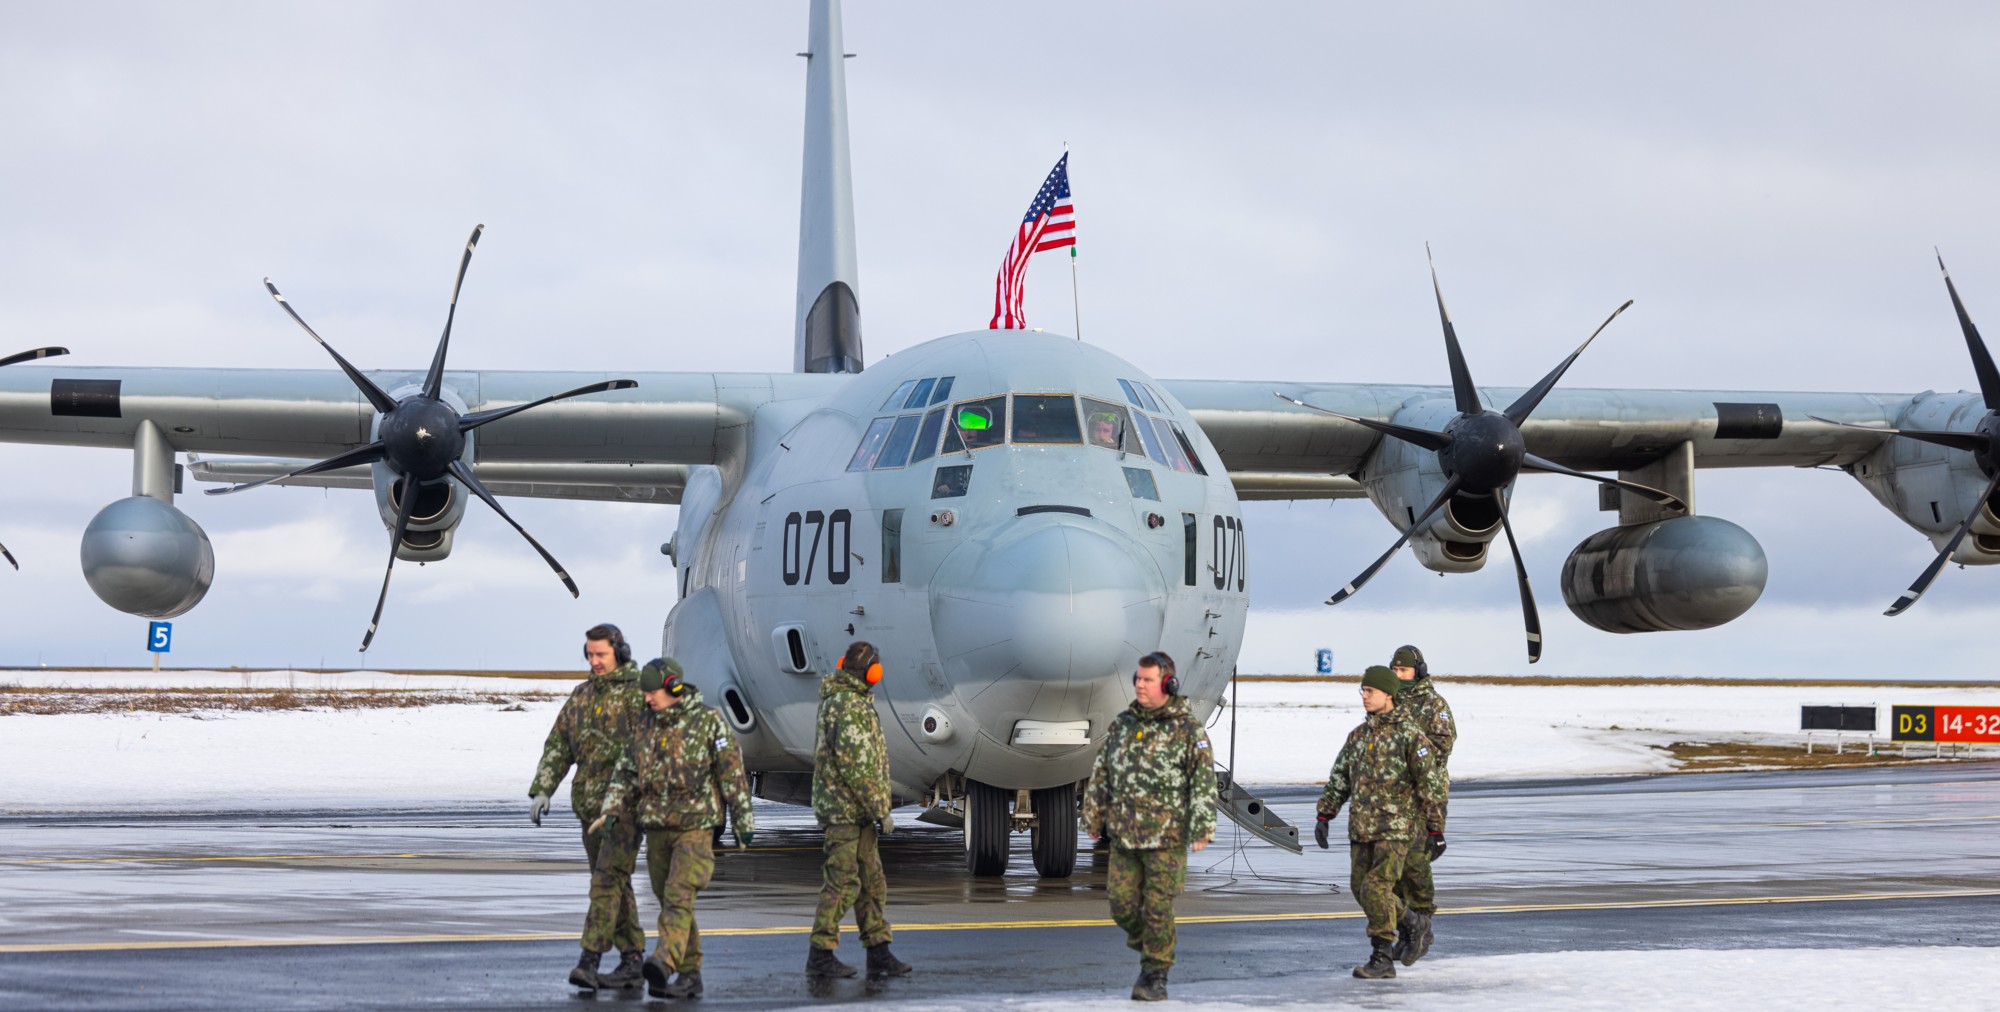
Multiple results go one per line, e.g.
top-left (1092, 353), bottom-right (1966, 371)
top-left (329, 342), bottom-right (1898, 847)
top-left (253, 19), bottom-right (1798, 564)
top-left (846, 643), bottom-right (884, 685)
top-left (865, 661), bottom-right (883, 685)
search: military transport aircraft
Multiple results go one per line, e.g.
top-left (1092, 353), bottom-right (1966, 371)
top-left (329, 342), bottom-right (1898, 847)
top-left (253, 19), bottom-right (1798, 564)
top-left (2, 0), bottom-right (1996, 878)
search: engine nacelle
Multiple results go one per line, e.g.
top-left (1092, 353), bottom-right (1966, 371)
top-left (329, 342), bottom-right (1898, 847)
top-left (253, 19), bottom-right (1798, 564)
top-left (1850, 391), bottom-right (2000, 564)
top-left (367, 383), bottom-right (471, 562)
top-left (80, 496), bottom-right (215, 618)
top-left (1358, 398), bottom-right (1499, 574)
top-left (1560, 516), bottom-right (1766, 633)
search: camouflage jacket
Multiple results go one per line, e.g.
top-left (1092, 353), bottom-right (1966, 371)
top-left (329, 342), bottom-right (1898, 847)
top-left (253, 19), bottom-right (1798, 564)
top-left (811, 668), bottom-right (891, 826)
top-left (1317, 707), bottom-right (1445, 842)
top-left (1401, 678), bottom-right (1456, 803)
top-left (527, 662), bottom-right (646, 822)
top-left (601, 689), bottom-right (755, 834)
top-left (1081, 696), bottom-right (1218, 851)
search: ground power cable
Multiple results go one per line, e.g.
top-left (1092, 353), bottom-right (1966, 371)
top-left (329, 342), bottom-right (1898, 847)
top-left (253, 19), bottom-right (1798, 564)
top-left (1199, 667), bottom-right (1337, 895)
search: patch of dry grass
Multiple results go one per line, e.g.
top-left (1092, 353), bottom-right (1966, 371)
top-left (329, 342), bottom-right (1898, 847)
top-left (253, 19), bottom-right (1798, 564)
top-left (0, 685), bottom-right (560, 716)
top-left (1662, 739), bottom-right (1996, 771)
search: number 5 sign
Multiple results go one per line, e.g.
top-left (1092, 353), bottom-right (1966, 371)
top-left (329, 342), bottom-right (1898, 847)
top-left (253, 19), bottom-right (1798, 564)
top-left (147, 621), bottom-right (172, 654)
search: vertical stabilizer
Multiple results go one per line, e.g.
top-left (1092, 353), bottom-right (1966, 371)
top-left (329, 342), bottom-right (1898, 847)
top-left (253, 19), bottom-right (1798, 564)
top-left (795, 0), bottom-right (863, 374)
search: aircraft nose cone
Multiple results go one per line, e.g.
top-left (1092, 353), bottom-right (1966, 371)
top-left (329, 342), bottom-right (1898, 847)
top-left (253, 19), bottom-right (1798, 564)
top-left (931, 517), bottom-right (1166, 693)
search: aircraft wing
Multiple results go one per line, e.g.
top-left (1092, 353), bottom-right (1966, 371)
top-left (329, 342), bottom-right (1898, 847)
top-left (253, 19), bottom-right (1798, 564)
top-left (1166, 379), bottom-right (1908, 479)
top-left (0, 365), bottom-right (847, 499)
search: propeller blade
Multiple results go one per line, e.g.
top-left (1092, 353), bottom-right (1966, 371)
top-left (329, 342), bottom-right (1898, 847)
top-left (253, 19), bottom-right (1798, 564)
top-left (424, 225), bottom-right (485, 401)
top-left (202, 441), bottom-right (386, 496)
top-left (1, 541), bottom-right (17, 570)
top-left (360, 476), bottom-right (422, 652)
top-left (265, 279), bottom-right (400, 414)
top-left (1504, 300), bottom-right (1634, 425)
top-left (1806, 414), bottom-right (1988, 454)
top-left (1938, 252), bottom-right (2000, 412)
top-left (1495, 493), bottom-right (1544, 664)
top-left (1328, 475), bottom-right (1464, 605)
top-left (458, 379), bottom-right (640, 433)
top-left (0, 346), bottom-right (69, 369)
top-left (1426, 245), bottom-right (1483, 417)
top-left (1273, 393), bottom-right (1452, 452)
top-left (1520, 452), bottom-right (1687, 511)
top-left (448, 459), bottom-right (579, 597)
top-left (1885, 468), bottom-right (2000, 616)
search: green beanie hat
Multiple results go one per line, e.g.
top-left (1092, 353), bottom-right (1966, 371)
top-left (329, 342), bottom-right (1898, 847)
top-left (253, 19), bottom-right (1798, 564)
top-left (1362, 665), bottom-right (1401, 697)
top-left (1391, 645), bottom-right (1424, 670)
top-left (640, 657), bottom-right (685, 694)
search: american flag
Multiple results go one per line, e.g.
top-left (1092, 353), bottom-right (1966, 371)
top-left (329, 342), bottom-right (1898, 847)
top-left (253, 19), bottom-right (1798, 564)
top-left (988, 152), bottom-right (1076, 330)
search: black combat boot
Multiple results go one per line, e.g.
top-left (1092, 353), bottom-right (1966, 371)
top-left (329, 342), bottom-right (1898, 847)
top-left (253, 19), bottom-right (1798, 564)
top-left (1131, 968), bottom-right (1168, 1001)
top-left (666, 969), bottom-right (704, 999)
top-left (568, 949), bottom-right (602, 990)
top-left (1390, 909), bottom-right (1419, 962)
top-left (1400, 912), bottom-right (1433, 966)
top-left (1353, 939), bottom-right (1397, 979)
top-left (643, 949), bottom-right (673, 998)
top-left (806, 944), bottom-right (859, 979)
top-left (866, 942), bottom-right (912, 979)
top-left (599, 948), bottom-right (643, 989)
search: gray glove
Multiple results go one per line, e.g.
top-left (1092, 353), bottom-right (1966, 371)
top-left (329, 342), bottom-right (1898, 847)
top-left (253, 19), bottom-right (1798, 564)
top-left (878, 811), bottom-right (895, 835)
top-left (530, 793), bottom-right (551, 827)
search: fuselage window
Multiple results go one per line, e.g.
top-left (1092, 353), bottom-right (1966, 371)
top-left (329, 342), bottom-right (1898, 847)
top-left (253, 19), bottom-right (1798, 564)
top-left (903, 378), bottom-right (937, 410)
top-left (1169, 422), bottom-right (1209, 476)
top-left (910, 407), bottom-right (946, 464)
top-left (1082, 398), bottom-right (1139, 452)
top-left (1123, 466), bottom-right (1160, 501)
top-left (881, 508), bottom-right (903, 583)
top-left (882, 379), bottom-right (919, 411)
top-left (1133, 414), bottom-right (1170, 466)
top-left (953, 396), bottom-right (1008, 451)
top-left (1117, 378), bottom-right (1144, 408)
top-left (1012, 394), bottom-right (1082, 444)
top-left (1181, 512), bottom-right (1198, 586)
top-left (932, 464), bottom-right (972, 499)
top-left (873, 414), bottom-right (923, 469)
top-left (1151, 416), bottom-right (1194, 472)
top-left (847, 417), bottom-right (896, 471)
top-left (929, 375), bottom-right (955, 405)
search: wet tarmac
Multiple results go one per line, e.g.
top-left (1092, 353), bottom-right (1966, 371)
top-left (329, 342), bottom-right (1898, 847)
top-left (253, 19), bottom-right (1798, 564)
top-left (3, 763), bottom-right (1997, 1009)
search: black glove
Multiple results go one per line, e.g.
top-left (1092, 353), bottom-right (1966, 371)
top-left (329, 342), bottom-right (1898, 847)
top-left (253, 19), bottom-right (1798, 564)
top-left (589, 812), bottom-right (619, 841)
top-left (1314, 815), bottom-right (1331, 850)
top-left (1427, 831), bottom-right (1446, 860)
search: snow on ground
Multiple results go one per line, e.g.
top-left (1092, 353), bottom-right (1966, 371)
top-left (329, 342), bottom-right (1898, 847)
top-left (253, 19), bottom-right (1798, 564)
top-left (982, 947), bottom-right (2000, 1011)
top-left (3, 672), bottom-right (1999, 811)
top-left (0, 668), bottom-right (562, 692)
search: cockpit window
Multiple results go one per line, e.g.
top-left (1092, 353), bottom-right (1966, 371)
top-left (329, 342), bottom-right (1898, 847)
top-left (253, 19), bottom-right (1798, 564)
top-left (1133, 413), bottom-right (1169, 466)
top-left (929, 376), bottom-right (955, 405)
top-left (882, 380), bottom-right (919, 411)
top-left (1133, 383), bottom-right (1161, 413)
top-left (910, 407), bottom-right (946, 464)
top-left (1150, 416), bottom-right (1194, 472)
top-left (1082, 398), bottom-right (1140, 452)
top-left (1169, 422), bottom-right (1209, 476)
top-left (873, 414), bottom-right (923, 469)
top-left (952, 396), bottom-right (1008, 451)
top-left (1117, 379), bottom-right (1143, 408)
top-left (1012, 395), bottom-right (1081, 444)
top-left (903, 378), bottom-right (937, 410)
top-left (1123, 466), bottom-right (1161, 501)
top-left (847, 417), bottom-right (895, 471)
top-left (932, 464), bottom-right (972, 498)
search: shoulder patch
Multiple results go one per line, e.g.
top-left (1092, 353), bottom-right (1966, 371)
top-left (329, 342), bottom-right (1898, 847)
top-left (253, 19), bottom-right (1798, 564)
top-left (1195, 739), bottom-right (1210, 750)
top-left (715, 736), bottom-right (731, 749)
top-left (1417, 746), bottom-right (1428, 757)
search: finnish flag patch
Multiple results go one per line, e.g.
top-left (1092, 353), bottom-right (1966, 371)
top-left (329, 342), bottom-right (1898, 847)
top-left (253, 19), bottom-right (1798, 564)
top-left (1417, 747), bottom-right (1429, 757)
top-left (715, 737), bottom-right (731, 749)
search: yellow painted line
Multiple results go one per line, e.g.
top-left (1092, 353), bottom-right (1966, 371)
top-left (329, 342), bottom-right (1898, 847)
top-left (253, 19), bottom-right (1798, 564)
top-left (2, 887), bottom-right (1994, 954)
top-left (1, 846), bottom-right (819, 867)
top-left (1459, 812), bottom-right (2000, 838)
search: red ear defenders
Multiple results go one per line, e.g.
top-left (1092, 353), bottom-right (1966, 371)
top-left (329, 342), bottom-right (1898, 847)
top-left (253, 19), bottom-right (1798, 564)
top-left (1133, 652), bottom-right (1179, 696)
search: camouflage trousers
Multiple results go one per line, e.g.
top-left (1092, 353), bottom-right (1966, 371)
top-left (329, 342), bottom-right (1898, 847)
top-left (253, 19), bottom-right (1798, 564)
top-left (579, 816), bottom-right (645, 955)
top-left (646, 828), bottom-right (715, 973)
top-left (1395, 832), bottom-right (1435, 915)
top-left (1350, 840), bottom-right (1411, 943)
top-left (810, 823), bottom-right (891, 950)
top-left (1108, 846), bottom-right (1187, 973)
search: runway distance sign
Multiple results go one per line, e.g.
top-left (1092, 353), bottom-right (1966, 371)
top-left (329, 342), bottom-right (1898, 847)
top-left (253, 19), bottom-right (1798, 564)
top-left (1889, 705), bottom-right (2000, 743)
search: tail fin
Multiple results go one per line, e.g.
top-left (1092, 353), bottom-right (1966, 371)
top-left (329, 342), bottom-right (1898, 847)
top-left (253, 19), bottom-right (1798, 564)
top-left (795, 0), bottom-right (863, 374)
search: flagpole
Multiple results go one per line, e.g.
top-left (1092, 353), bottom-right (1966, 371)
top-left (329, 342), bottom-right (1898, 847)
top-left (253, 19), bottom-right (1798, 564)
top-left (1070, 246), bottom-right (1082, 342)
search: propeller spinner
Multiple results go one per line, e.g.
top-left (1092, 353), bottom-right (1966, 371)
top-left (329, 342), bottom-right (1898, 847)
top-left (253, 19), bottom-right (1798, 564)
top-left (1279, 248), bottom-right (1684, 663)
top-left (207, 226), bottom-right (638, 649)
top-left (0, 346), bottom-right (70, 568)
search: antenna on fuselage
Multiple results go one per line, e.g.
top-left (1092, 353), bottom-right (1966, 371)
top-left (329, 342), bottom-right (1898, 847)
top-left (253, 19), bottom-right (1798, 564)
top-left (794, 0), bottom-right (863, 374)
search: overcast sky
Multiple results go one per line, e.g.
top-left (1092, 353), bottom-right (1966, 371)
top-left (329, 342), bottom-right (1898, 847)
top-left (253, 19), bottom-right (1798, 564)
top-left (3, 2), bottom-right (1999, 677)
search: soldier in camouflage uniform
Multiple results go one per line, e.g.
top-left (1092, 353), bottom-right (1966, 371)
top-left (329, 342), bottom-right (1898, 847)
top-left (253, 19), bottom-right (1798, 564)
top-left (527, 623), bottom-right (649, 991)
top-left (600, 657), bottom-right (755, 1001)
top-left (806, 642), bottom-right (913, 981)
top-left (1082, 651), bottom-right (1217, 1002)
top-left (1389, 644), bottom-right (1454, 966)
top-left (1314, 665), bottom-right (1445, 981)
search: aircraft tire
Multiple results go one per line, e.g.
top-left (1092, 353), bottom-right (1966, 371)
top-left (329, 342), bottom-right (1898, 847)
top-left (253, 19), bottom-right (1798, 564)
top-left (1028, 783), bottom-right (1077, 878)
top-left (964, 779), bottom-right (1010, 876)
